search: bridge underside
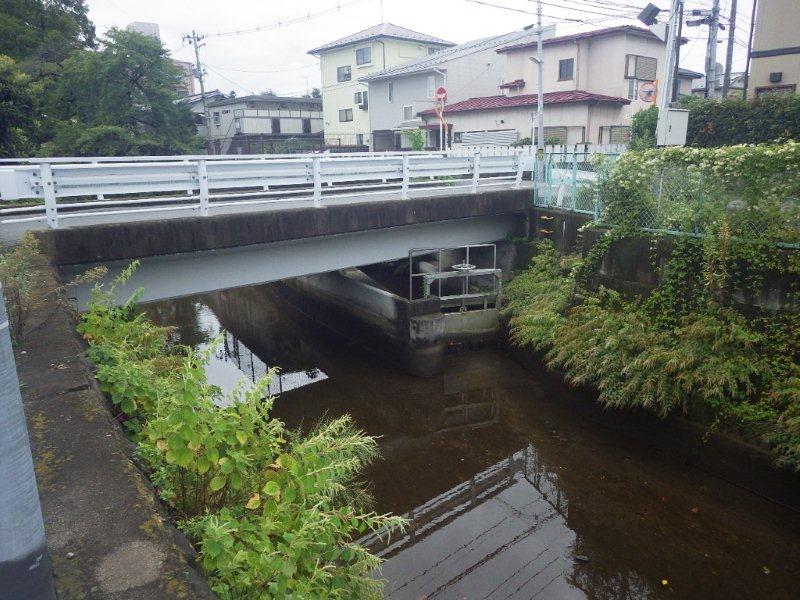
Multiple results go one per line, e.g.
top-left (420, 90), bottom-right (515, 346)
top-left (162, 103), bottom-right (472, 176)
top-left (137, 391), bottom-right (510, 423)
top-left (37, 189), bottom-right (529, 308)
top-left (63, 214), bottom-right (519, 308)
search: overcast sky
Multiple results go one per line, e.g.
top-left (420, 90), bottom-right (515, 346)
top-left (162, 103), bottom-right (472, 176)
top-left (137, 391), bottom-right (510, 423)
top-left (86, 0), bottom-right (754, 96)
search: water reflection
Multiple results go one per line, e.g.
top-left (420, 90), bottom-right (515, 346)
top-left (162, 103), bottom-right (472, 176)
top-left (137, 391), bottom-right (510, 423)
top-left (146, 284), bottom-right (800, 600)
top-left (144, 298), bottom-right (328, 400)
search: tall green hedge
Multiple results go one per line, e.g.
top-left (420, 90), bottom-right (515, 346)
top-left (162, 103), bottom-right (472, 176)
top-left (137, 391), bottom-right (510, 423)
top-left (681, 94), bottom-right (800, 147)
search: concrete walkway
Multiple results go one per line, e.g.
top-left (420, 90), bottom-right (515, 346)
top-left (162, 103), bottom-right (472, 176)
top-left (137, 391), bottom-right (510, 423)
top-left (15, 258), bottom-right (214, 598)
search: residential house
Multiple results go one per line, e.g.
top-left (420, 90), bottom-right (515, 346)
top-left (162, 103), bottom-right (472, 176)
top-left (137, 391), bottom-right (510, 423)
top-left (360, 26), bottom-right (556, 150)
top-left (691, 70), bottom-right (745, 97)
top-left (748, 0), bottom-right (800, 97)
top-left (176, 90), bottom-right (227, 140)
top-left (417, 26), bottom-right (698, 146)
top-left (308, 23), bottom-right (454, 149)
top-left (205, 95), bottom-right (323, 154)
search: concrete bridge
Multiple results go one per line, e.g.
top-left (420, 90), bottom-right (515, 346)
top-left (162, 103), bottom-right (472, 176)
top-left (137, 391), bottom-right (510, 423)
top-left (0, 151), bottom-right (534, 306)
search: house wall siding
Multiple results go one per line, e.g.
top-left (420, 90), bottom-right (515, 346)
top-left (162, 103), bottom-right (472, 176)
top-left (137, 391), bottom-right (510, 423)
top-left (749, 0), bottom-right (800, 96)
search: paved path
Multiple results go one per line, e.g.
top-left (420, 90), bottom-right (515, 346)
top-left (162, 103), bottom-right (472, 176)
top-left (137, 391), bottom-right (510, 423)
top-left (15, 258), bottom-right (215, 598)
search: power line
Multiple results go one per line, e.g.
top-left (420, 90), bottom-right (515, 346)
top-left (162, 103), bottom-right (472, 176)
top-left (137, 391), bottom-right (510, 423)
top-left (204, 0), bottom-right (372, 38)
top-left (205, 62), bottom-right (319, 75)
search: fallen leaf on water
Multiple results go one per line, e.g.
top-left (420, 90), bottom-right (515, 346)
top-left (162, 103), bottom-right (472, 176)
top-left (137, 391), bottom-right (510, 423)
top-left (690, 507), bottom-right (700, 513)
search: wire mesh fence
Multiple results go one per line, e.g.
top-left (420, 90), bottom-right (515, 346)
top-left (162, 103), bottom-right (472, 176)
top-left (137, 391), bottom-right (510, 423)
top-left (533, 149), bottom-right (620, 217)
top-left (534, 150), bottom-right (800, 248)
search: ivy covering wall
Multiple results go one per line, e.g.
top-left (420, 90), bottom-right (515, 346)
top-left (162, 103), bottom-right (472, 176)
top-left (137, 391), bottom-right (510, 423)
top-left (506, 143), bottom-right (800, 471)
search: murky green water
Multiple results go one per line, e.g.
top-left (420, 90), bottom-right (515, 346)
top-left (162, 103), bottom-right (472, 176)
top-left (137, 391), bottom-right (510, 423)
top-left (146, 283), bottom-right (800, 600)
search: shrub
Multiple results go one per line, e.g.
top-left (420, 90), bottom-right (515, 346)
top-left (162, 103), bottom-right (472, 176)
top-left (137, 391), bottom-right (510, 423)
top-left (407, 129), bottom-right (425, 151)
top-left (681, 94), bottom-right (800, 147)
top-left (78, 268), bottom-right (405, 598)
top-left (628, 106), bottom-right (657, 151)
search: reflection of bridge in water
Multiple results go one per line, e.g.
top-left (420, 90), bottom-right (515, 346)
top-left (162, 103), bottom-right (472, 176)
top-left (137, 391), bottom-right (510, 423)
top-left (218, 329), bottom-right (327, 397)
top-left (360, 444), bottom-right (577, 600)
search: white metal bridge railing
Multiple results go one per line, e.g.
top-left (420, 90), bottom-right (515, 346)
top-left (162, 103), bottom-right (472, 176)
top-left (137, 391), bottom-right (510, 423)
top-left (0, 150), bottom-right (527, 229)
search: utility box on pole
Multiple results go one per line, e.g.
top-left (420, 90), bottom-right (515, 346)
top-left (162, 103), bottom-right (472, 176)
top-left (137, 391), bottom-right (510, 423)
top-left (656, 108), bottom-right (689, 146)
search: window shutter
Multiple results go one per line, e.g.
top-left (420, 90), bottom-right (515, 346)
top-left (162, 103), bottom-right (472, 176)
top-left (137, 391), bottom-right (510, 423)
top-left (635, 56), bottom-right (657, 81)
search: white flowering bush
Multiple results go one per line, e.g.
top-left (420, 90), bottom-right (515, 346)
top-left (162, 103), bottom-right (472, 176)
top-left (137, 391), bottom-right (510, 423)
top-left (599, 142), bottom-right (800, 243)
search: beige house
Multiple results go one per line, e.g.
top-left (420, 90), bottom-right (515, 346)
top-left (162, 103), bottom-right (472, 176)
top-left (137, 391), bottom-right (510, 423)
top-left (309, 23), bottom-right (453, 149)
top-left (748, 0), bottom-right (800, 97)
top-left (420, 26), bottom-right (697, 146)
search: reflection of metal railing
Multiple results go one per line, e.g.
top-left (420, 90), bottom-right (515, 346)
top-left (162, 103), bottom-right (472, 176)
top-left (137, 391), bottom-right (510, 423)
top-left (359, 443), bottom-right (567, 559)
top-left (408, 244), bottom-right (501, 309)
top-left (220, 330), bottom-right (326, 396)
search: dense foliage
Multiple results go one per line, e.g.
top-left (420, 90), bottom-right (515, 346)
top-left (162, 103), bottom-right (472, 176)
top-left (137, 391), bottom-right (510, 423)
top-left (504, 238), bottom-right (800, 470)
top-left (628, 106), bottom-right (657, 151)
top-left (0, 1), bottom-right (201, 156)
top-left (598, 142), bottom-right (800, 244)
top-left (78, 267), bottom-right (404, 598)
top-left (681, 94), bottom-right (800, 147)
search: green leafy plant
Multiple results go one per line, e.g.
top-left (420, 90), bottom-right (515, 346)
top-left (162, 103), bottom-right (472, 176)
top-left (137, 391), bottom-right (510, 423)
top-left (78, 266), bottom-right (406, 598)
top-left (407, 129), bottom-right (425, 151)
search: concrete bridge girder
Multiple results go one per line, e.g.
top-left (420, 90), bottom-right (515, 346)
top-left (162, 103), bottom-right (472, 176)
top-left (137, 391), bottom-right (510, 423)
top-left (64, 214), bottom-right (519, 309)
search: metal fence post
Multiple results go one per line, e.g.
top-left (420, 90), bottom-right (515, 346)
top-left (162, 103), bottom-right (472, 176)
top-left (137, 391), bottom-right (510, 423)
top-left (312, 156), bottom-right (322, 207)
top-left (471, 150), bottom-right (481, 194)
top-left (197, 159), bottom-right (210, 217)
top-left (513, 149), bottom-right (524, 189)
top-left (0, 287), bottom-right (57, 600)
top-left (401, 155), bottom-right (410, 200)
top-left (571, 146), bottom-right (578, 210)
top-left (40, 163), bottom-right (58, 229)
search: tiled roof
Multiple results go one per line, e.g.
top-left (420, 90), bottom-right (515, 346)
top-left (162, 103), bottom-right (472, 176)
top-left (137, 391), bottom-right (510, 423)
top-left (678, 67), bottom-right (704, 79)
top-left (360, 27), bottom-right (540, 82)
top-left (420, 91), bottom-right (630, 115)
top-left (496, 25), bottom-right (665, 53)
top-left (308, 23), bottom-right (454, 55)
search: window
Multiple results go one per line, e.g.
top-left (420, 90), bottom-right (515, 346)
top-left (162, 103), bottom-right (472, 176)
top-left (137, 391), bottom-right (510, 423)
top-left (339, 108), bottom-right (353, 122)
top-left (427, 46), bottom-right (440, 55)
top-left (222, 109), bottom-right (230, 114)
top-left (755, 84), bottom-right (796, 96)
top-left (453, 132), bottom-right (463, 143)
top-left (356, 46), bottom-right (372, 65)
top-left (337, 65), bottom-right (351, 82)
top-left (212, 111), bottom-right (220, 125)
top-left (534, 126), bottom-right (568, 145)
top-left (354, 91), bottom-right (368, 108)
top-left (628, 78), bottom-right (638, 100)
top-left (427, 74), bottom-right (436, 98)
top-left (234, 117), bottom-right (241, 131)
top-left (356, 133), bottom-right (364, 146)
top-left (625, 55), bottom-right (657, 81)
top-left (302, 118), bottom-right (312, 134)
top-left (403, 105), bottom-right (414, 121)
top-left (558, 58), bottom-right (574, 81)
top-left (388, 82), bottom-right (394, 103)
top-left (194, 113), bottom-right (205, 125)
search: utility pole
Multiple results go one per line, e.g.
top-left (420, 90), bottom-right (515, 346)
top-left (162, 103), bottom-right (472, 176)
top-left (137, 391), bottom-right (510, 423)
top-left (705, 0), bottom-right (720, 97)
top-left (671, 0), bottom-right (685, 102)
top-left (722, 0), bottom-right (738, 97)
top-left (655, 0), bottom-right (681, 144)
top-left (532, 0), bottom-right (544, 182)
top-left (742, 0), bottom-right (758, 100)
top-left (184, 30), bottom-right (214, 154)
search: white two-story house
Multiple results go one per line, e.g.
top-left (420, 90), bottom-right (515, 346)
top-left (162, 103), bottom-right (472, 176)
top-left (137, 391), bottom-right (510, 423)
top-left (309, 23), bottom-right (454, 149)
top-left (361, 26), bottom-right (556, 150)
top-left (417, 25), bottom-right (698, 146)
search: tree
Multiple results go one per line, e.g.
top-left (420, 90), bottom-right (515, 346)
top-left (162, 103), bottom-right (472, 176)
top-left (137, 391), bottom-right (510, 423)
top-left (0, 0), bottom-right (95, 76)
top-left (303, 87), bottom-right (321, 99)
top-left (0, 54), bottom-right (38, 156)
top-left (42, 28), bottom-right (202, 155)
top-left (629, 106), bottom-right (658, 151)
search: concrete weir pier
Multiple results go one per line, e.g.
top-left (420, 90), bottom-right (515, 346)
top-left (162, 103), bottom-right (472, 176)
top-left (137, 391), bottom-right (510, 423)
top-left (284, 245), bottom-right (507, 377)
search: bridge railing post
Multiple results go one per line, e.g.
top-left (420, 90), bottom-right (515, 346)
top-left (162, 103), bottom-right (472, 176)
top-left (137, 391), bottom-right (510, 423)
top-left (513, 149), bottom-right (524, 189)
top-left (197, 159), bottom-right (210, 217)
top-left (401, 155), bottom-right (410, 200)
top-left (40, 162), bottom-right (58, 229)
top-left (471, 150), bottom-right (481, 194)
top-left (312, 156), bottom-right (322, 207)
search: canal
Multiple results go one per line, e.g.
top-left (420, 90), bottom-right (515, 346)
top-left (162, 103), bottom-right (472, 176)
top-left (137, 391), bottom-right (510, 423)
top-left (145, 282), bottom-right (800, 600)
